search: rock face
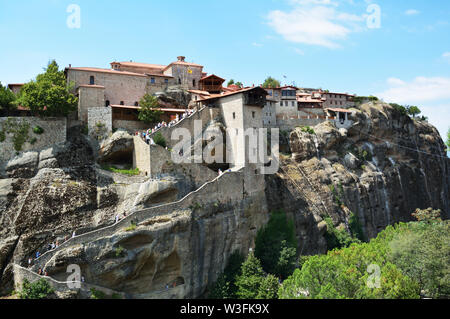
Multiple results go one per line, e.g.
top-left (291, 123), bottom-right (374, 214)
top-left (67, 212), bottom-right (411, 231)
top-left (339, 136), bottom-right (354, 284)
top-left (98, 130), bottom-right (134, 164)
top-left (0, 101), bottom-right (448, 298)
top-left (266, 102), bottom-right (449, 256)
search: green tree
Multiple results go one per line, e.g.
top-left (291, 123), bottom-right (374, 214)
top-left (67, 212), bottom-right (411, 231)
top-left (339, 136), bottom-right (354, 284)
top-left (235, 252), bottom-right (265, 299)
top-left (17, 60), bottom-right (77, 116)
top-left (389, 209), bottom-right (449, 298)
top-left (227, 79), bottom-right (235, 86)
top-left (209, 251), bottom-right (244, 299)
top-left (255, 210), bottom-right (297, 279)
top-left (256, 274), bottom-right (279, 299)
top-left (138, 93), bottom-right (163, 124)
top-left (19, 279), bottom-right (54, 299)
top-left (0, 82), bottom-right (16, 113)
top-left (235, 82), bottom-right (243, 88)
top-left (262, 77), bottom-right (281, 89)
top-left (407, 105), bottom-right (421, 118)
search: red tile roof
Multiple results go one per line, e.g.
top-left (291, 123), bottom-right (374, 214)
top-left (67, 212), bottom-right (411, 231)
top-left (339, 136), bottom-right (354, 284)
top-left (66, 67), bottom-right (147, 77)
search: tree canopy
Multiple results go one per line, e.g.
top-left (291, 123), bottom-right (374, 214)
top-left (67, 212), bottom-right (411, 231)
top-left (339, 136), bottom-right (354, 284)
top-left (137, 93), bottom-right (163, 124)
top-left (255, 210), bottom-right (297, 279)
top-left (262, 77), bottom-right (281, 89)
top-left (17, 60), bottom-right (77, 117)
top-left (279, 208), bottom-right (449, 299)
top-left (406, 105), bottom-right (421, 118)
top-left (0, 82), bottom-right (17, 112)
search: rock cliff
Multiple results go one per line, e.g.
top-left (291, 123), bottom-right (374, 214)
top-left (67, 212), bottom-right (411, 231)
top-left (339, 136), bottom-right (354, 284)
top-left (0, 101), bottom-right (448, 298)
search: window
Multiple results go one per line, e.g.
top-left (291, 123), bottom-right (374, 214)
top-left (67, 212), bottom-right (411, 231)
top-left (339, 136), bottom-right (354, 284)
top-left (90, 76), bottom-right (95, 85)
top-left (252, 111), bottom-right (255, 118)
top-left (120, 101), bottom-right (124, 105)
top-left (164, 79), bottom-right (169, 84)
top-left (151, 78), bottom-right (155, 84)
top-left (292, 101), bottom-right (295, 107)
top-left (178, 78), bottom-right (182, 84)
top-left (105, 100), bottom-right (110, 107)
top-left (233, 112), bottom-right (236, 119)
top-left (193, 79), bottom-right (196, 87)
top-left (280, 101), bottom-right (283, 107)
top-left (135, 102), bottom-right (139, 106)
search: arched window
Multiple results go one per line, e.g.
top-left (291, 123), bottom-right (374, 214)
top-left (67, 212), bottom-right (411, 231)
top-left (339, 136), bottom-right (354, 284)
top-left (90, 76), bottom-right (95, 85)
top-left (120, 101), bottom-right (124, 105)
top-left (178, 78), bottom-right (181, 85)
top-left (193, 79), bottom-right (196, 87)
top-left (105, 100), bottom-right (110, 107)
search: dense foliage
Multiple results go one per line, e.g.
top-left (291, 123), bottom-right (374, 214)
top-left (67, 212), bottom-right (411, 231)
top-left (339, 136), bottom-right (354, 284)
top-left (209, 251), bottom-right (244, 299)
top-left (255, 210), bottom-right (297, 279)
top-left (138, 93), bottom-right (163, 124)
top-left (19, 279), bottom-right (54, 299)
top-left (279, 208), bottom-right (449, 299)
top-left (0, 82), bottom-right (16, 112)
top-left (153, 132), bottom-right (167, 148)
top-left (235, 252), bottom-right (279, 299)
top-left (262, 77), bottom-right (281, 89)
top-left (17, 60), bottom-right (77, 117)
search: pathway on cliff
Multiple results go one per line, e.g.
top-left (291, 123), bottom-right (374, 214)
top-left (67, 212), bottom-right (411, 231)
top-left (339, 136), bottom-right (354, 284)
top-left (14, 166), bottom-right (243, 296)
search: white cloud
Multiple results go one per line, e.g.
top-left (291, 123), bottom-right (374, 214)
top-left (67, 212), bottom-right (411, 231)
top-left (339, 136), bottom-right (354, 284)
top-left (252, 42), bottom-right (263, 47)
top-left (378, 76), bottom-right (450, 104)
top-left (443, 52), bottom-right (450, 63)
top-left (267, 4), bottom-right (365, 48)
top-left (405, 9), bottom-right (420, 16)
top-left (378, 76), bottom-right (450, 139)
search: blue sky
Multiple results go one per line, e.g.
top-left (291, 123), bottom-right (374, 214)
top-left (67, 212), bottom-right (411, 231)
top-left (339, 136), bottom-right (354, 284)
top-left (0, 0), bottom-right (449, 140)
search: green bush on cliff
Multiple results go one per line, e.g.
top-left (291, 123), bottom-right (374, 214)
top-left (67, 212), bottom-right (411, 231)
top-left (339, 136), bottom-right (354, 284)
top-left (209, 251), bottom-right (244, 299)
top-left (19, 279), bottom-right (54, 299)
top-left (255, 210), bottom-right (297, 279)
top-left (153, 132), bottom-right (166, 148)
top-left (279, 208), bottom-right (449, 299)
top-left (235, 252), bottom-right (279, 299)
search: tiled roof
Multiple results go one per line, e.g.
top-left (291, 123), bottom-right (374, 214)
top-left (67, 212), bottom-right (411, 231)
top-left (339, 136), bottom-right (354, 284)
top-left (326, 108), bottom-right (352, 113)
top-left (110, 61), bottom-right (166, 69)
top-left (200, 74), bottom-right (225, 82)
top-left (66, 67), bottom-right (147, 77)
top-left (110, 105), bottom-right (188, 113)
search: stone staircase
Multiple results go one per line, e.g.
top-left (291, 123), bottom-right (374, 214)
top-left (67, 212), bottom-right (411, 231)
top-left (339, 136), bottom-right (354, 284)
top-left (15, 167), bottom-right (245, 297)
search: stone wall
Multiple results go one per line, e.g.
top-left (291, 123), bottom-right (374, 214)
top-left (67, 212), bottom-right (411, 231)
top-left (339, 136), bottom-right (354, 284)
top-left (88, 108), bottom-right (112, 140)
top-left (0, 117), bottom-right (67, 164)
top-left (133, 136), bottom-right (151, 177)
top-left (67, 69), bottom-right (148, 107)
top-left (78, 86), bottom-right (105, 123)
top-left (152, 106), bottom-right (221, 149)
top-left (113, 120), bottom-right (149, 132)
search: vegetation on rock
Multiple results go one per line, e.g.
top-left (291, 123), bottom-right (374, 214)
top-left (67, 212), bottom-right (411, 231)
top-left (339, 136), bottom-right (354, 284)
top-left (19, 279), bottom-right (54, 299)
top-left (17, 60), bottom-right (78, 117)
top-left (279, 208), bottom-right (449, 299)
top-left (0, 82), bottom-right (16, 113)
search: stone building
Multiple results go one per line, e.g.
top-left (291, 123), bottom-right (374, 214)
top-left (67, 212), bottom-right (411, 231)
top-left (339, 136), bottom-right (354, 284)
top-left (314, 90), bottom-right (355, 109)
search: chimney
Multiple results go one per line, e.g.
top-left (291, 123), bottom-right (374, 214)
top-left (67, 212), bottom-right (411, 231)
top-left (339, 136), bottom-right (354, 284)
top-left (177, 56), bottom-right (186, 62)
top-left (69, 64), bottom-right (72, 68)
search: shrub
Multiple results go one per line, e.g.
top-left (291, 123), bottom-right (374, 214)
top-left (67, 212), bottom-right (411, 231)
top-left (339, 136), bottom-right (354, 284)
top-left (33, 126), bottom-right (44, 134)
top-left (153, 132), bottom-right (166, 148)
top-left (30, 137), bottom-right (37, 145)
top-left (209, 251), bottom-right (245, 299)
top-left (255, 210), bottom-right (297, 279)
top-left (125, 221), bottom-right (137, 232)
top-left (324, 217), bottom-right (360, 250)
top-left (19, 279), bottom-right (54, 299)
top-left (300, 126), bottom-right (315, 135)
top-left (115, 246), bottom-right (125, 258)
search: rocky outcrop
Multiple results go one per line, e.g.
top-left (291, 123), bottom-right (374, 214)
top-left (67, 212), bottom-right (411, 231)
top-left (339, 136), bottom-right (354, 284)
top-left (0, 101), bottom-right (448, 298)
top-left (98, 130), bottom-right (134, 164)
top-left (267, 102), bottom-right (449, 255)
